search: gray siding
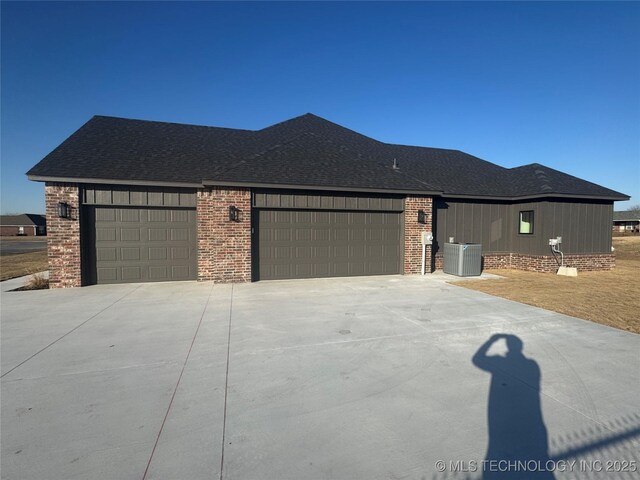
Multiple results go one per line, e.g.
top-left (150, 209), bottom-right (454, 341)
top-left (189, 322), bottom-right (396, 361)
top-left (253, 189), bottom-right (404, 211)
top-left (537, 200), bottom-right (613, 254)
top-left (82, 185), bottom-right (196, 207)
top-left (434, 198), bottom-right (613, 255)
top-left (434, 199), bottom-right (512, 253)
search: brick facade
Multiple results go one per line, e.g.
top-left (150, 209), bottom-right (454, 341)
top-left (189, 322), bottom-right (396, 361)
top-left (197, 187), bottom-right (252, 282)
top-left (435, 252), bottom-right (615, 273)
top-left (404, 196), bottom-right (434, 274)
top-left (0, 226), bottom-right (37, 236)
top-left (45, 183), bottom-right (81, 288)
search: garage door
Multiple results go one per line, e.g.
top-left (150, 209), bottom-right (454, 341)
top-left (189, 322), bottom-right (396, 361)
top-left (255, 210), bottom-right (402, 280)
top-left (88, 206), bottom-right (197, 284)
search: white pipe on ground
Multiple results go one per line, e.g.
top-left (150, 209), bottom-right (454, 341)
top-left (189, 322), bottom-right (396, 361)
top-left (421, 243), bottom-right (426, 275)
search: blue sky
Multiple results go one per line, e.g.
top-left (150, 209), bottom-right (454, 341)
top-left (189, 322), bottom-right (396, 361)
top-left (2, 1), bottom-right (639, 213)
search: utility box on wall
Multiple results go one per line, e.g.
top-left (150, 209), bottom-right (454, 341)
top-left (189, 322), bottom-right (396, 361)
top-left (443, 243), bottom-right (482, 277)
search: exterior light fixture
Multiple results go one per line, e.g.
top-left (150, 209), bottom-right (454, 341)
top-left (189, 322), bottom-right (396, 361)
top-left (58, 202), bottom-right (70, 219)
top-left (417, 209), bottom-right (427, 224)
top-left (229, 205), bottom-right (240, 222)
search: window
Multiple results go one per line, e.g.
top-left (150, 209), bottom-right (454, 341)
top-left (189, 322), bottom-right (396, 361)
top-left (18, 226), bottom-right (24, 235)
top-left (519, 210), bottom-right (534, 234)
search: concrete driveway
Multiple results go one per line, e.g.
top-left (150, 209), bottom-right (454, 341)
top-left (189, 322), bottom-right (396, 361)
top-left (1, 275), bottom-right (638, 480)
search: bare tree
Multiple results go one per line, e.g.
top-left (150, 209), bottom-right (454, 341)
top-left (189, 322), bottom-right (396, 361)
top-left (626, 204), bottom-right (640, 217)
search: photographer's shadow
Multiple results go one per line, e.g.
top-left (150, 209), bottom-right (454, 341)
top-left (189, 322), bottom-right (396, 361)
top-left (472, 334), bottom-right (555, 479)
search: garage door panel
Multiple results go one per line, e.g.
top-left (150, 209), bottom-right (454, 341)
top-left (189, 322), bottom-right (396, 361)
top-left (274, 229), bottom-right (290, 241)
top-left (257, 209), bottom-right (402, 281)
top-left (97, 248), bottom-right (117, 261)
top-left (171, 247), bottom-right (190, 260)
top-left (149, 229), bottom-right (167, 241)
top-left (171, 228), bottom-right (190, 241)
top-left (92, 207), bottom-right (196, 284)
top-left (149, 247), bottom-right (168, 260)
top-left (97, 267), bottom-right (118, 282)
top-left (120, 248), bottom-right (140, 261)
top-left (148, 210), bottom-right (167, 222)
top-left (170, 209), bottom-right (189, 222)
top-left (120, 209), bottom-right (140, 222)
top-left (121, 267), bottom-right (142, 281)
top-left (172, 266), bottom-right (191, 279)
top-left (121, 228), bottom-right (140, 241)
top-left (97, 228), bottom-right (117, 242)
top-left (96, 208), bottom-right (116, 222)
top-left (149, 266), bottom-right (168, 280)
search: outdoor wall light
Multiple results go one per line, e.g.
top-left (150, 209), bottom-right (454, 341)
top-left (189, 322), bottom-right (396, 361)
top-left (417, 209), bottom-right (427, 224)
top-left (229, 205), bottom-right (240, 222)
top-left (58, 202), bottom-right (70, 219)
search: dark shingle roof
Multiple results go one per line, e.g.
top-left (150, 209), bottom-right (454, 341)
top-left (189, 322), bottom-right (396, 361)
top-left (27, 113), bottom-right (628, 200)
top-left (613, 211), bottom-right (640, 221)
top-left (0, 214), bottom-right (46, 226)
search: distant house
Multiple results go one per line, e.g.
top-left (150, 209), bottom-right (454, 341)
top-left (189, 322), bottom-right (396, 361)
top-left (0, 214), bottom-right (47, 236)
top-left (613, 211), bottom-right (640, 233)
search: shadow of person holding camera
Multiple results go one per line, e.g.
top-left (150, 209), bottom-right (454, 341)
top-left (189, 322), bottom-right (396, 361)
top-left (472, 334), bottom-right (555, 479)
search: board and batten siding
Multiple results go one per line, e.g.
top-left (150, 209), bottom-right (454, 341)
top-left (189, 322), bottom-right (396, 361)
top-left (434, 198), bottom-right (512, 253)
top-left (82, 185), bottom-right (196, 207)
top-left (434, 197), bottom-right (613, 256)
top-left (253, 189), bottom-right (404, 212)
top-left (535, 200), bottom-right (613, 255)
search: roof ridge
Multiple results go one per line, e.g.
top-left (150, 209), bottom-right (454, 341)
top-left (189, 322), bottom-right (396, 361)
top-left (91, 115), bottom-right (255, 132)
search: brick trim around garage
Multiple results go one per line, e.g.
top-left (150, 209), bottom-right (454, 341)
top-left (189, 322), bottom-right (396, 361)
top-left (45, 182), bottom-right (81, 288)
top-left (404, 195), bottom-right (434, 274)
top-left (197, 187), bottom-right (252, 282)
top-left (434, 252), bottom-right (615, 273)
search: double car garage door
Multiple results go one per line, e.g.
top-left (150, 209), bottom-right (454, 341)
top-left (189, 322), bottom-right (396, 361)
top-left (255, 209), bottom-right (402, 280)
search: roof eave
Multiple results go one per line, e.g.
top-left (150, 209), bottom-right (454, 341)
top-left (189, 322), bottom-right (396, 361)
top-left (443, 192), bottom-right (629, 202)
top-left (27, 174), bottom-right (204, 189)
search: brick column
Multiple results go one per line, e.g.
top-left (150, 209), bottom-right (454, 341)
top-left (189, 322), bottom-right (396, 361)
top-left (197, 187), bottom-right (251, 282)
top-left (404, 195), bottom-right (434, 274)
top-left (45, 182), bottom-right (81, 288)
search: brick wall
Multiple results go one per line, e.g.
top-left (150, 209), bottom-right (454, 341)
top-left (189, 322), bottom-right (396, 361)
top-left (45, 183), bottom-right (81, 288)
top-left (435, 251), bottom-right (615, 273)
top-left (197, 187), bottom-right (251, 282)
top-left (404, 196), bottom-right (433, 274)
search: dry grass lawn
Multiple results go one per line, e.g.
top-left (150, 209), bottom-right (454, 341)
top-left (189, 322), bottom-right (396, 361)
top-left (0, 251), bottom-right (49, 281)
top-left (452, 236), bottom-right (640, 334)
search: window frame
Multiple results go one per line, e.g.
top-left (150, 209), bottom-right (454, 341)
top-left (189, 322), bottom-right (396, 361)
top-left (518, 210), bottom-right (535, 235)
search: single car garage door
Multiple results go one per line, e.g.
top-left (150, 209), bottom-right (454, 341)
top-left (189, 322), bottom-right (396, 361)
top-left (255, 209), bottom-right (403, 280)
top-left (86, 206), bottom-right (197, 284)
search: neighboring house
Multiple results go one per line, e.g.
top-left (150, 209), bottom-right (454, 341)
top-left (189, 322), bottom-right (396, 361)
top-left (0, 214), bottom-right (46, 236)
top-left (27, 114), bottom-right (628, 288)
top-left (613, 211), bottom-right (640, 232)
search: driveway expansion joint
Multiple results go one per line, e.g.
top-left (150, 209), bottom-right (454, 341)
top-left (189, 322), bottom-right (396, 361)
top-left (0, 285), bottom-right (141, 379)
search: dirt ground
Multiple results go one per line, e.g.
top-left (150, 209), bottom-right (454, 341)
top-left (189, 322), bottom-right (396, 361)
top-left (453, 236), bottom-right (640, 334)
top-left (0, 251), bottom-right (48, 281)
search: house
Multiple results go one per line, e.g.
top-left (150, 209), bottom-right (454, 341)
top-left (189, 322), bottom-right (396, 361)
top-left (613, 211), bottom-right (640, 232)
top-left (27, 114), bottom-right (628, 288)
top-left (0, 214), bottom-right (46, 236)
